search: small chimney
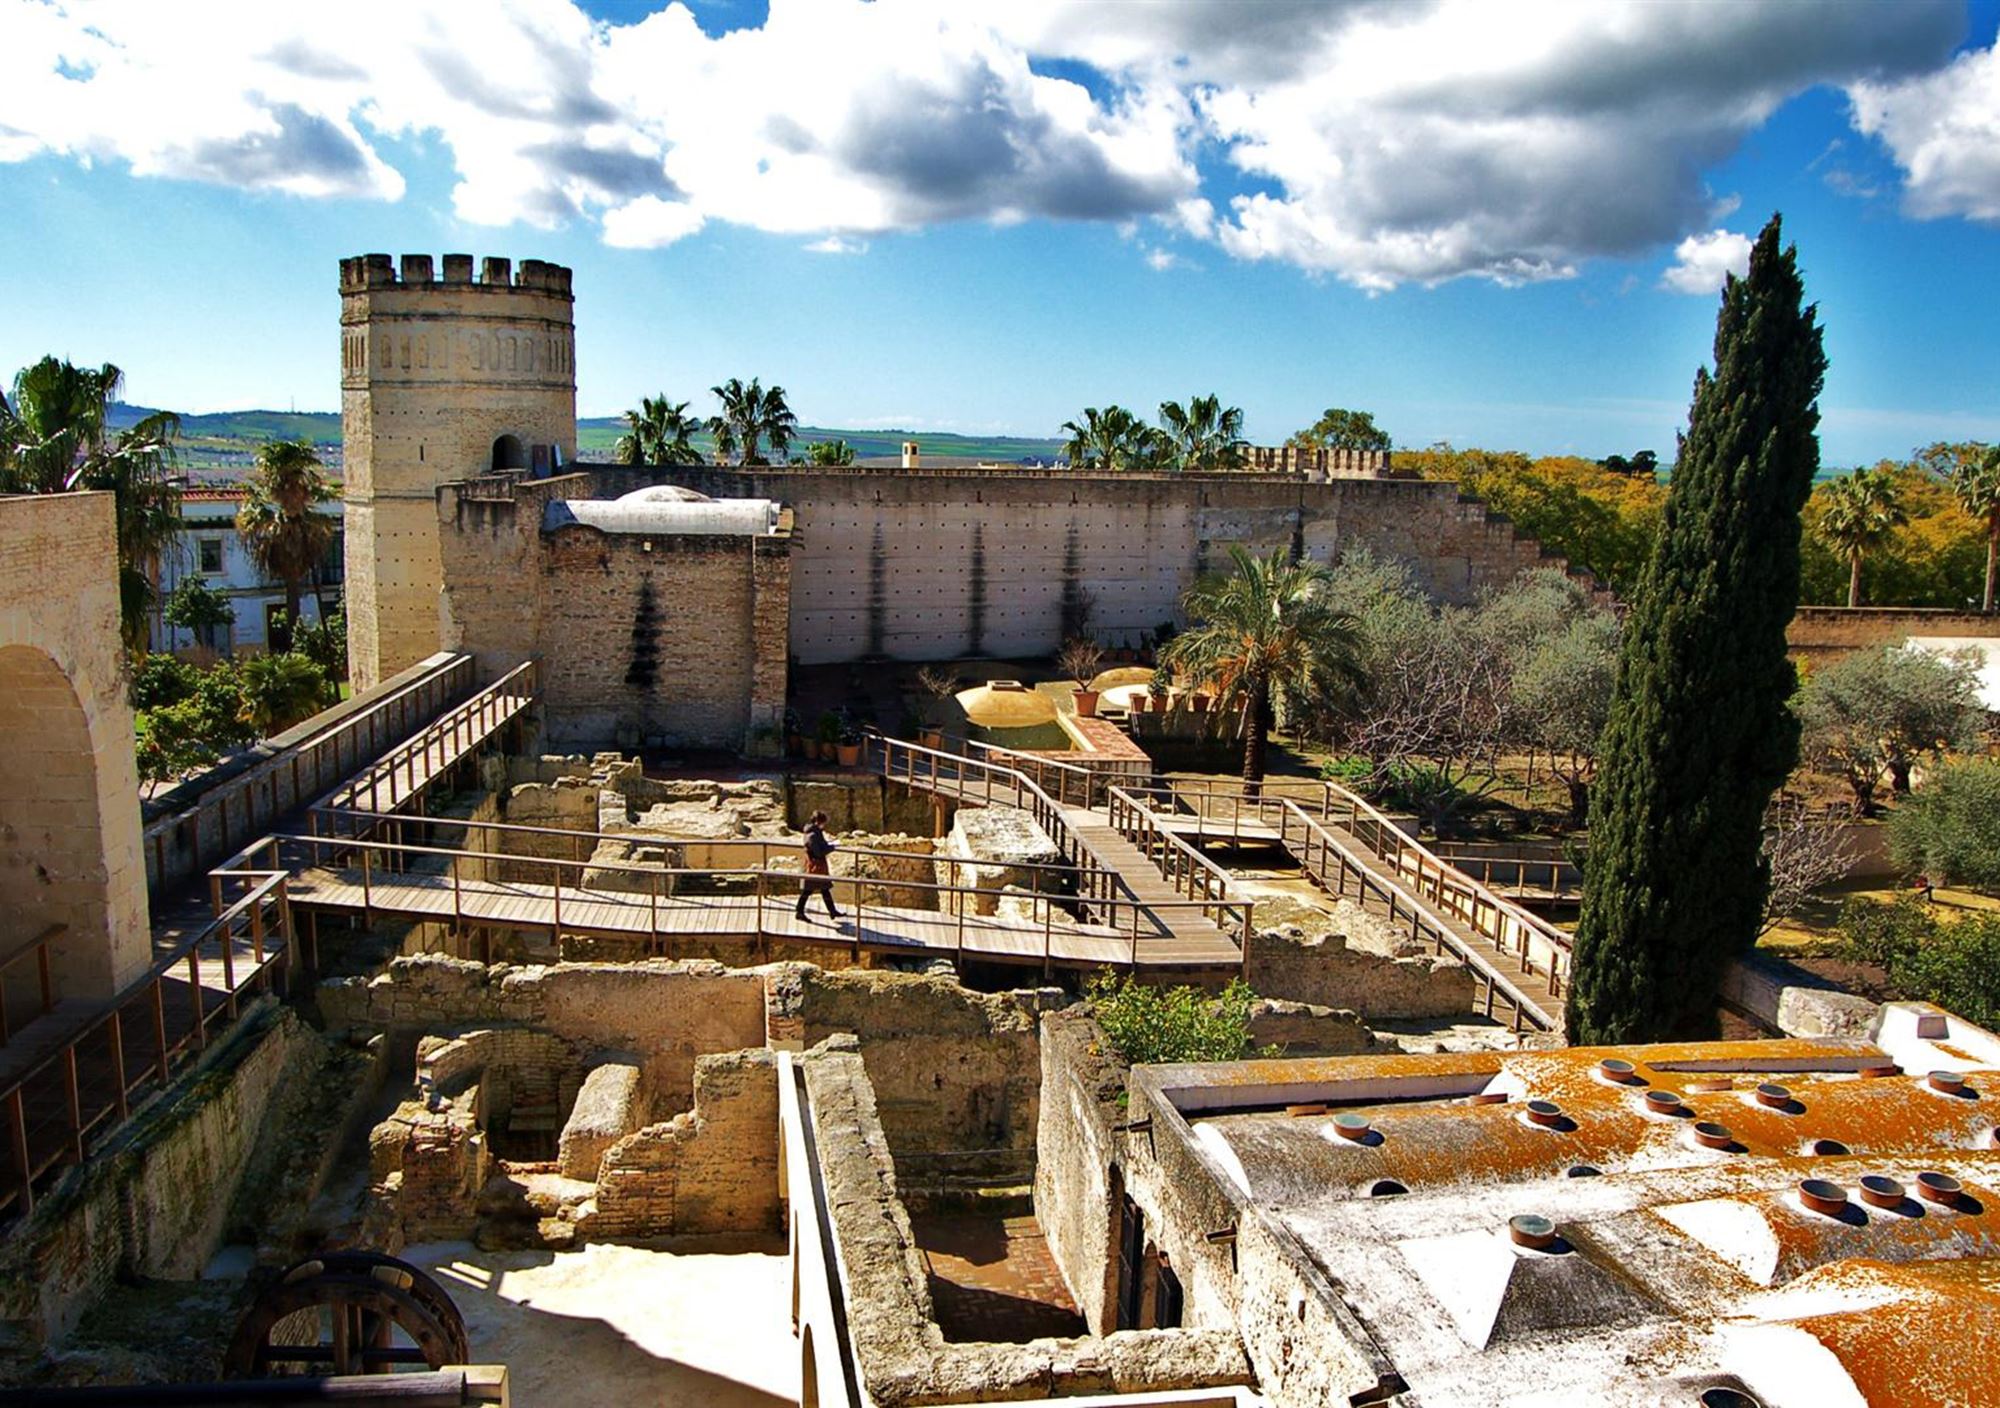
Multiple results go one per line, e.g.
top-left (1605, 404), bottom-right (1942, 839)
top-left (1858, 1175), bottom-right (1905, 1209)
top-left (1798, 1178), bottom-right (1848, 1217)
top-left (902, 440), bottom-right (920, 470)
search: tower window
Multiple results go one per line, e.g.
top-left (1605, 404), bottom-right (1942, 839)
top-left (492, 434), bottom-right (527, 471)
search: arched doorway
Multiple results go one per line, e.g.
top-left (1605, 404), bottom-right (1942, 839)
top-left (0, 645), bottom-right (112, 1005)
top-left (491, 434), bottom-right (527, 471)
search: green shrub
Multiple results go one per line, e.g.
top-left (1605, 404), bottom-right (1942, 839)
top-left (131, 652), bottom-right (198, 711)
top-left (1318, 754), bottom-right (1373, 786)
top-left (1887, 758), bottom-right (2000, 894)
top-left (1087, 973), bottom-right (1262, 1065)
top-left (1836, 897), bottom-right (2000, 1030)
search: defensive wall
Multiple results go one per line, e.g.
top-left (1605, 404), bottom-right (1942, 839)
top-left (436, 471), bottom-right (791, 753)
top-left (629, 464), bottom-right (1595, 664)
top-left (0, 492), bottom-right (150, 1002)
top-left (341, 253), bottom-right (577, 692)
top-left (1786, 603), bottom-right (2000, 661)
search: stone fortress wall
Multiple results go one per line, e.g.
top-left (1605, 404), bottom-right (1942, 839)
top-left (639, 464), bottom-right (1599, 664)
top-left (437, 471), bottom-right (791, 752)
top-left (341, 253), bottom-right (577, 692)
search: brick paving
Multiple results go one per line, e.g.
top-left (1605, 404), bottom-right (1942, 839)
top-left (911, 1212), bottom-right (1087, 1344)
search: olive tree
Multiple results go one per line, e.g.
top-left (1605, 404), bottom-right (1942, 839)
top-left (1796, 644), bottom-right (1983, 812)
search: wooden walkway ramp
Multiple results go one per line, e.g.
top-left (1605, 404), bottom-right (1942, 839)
top-left (1115, 779), bottom-right (1572, 1031)
top-left (286, 865), bottom-right (1227, 972)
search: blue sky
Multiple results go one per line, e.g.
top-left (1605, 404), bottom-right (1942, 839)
top-left (2, 0), bottom-right (1998, 466)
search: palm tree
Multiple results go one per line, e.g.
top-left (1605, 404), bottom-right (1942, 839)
top-left (1162, 545), bottom-right (1365, 792)
top-left (236, 438), bottom-right (338, 638)
top-left (3, 356), bottom-right (183, 649)
top-left (708, 378), bottom-right (797, 465)
top-left (1060, 405), bottom-right (1167, 472)
top-left (237, 652), bottom-right (333, 735)
top-left (614, 395), bottom-right (702, 465)
top-left (1948, 445), bottom-right (2000, 613)
top-left (1815, 466), bottom-right (1907, 607)
top-left (804, 439), bottom-right (855, 465)
top-left (1158, 394), bottom-right (1246, 472)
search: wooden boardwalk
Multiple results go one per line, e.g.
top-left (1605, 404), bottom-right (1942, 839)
top-left (325, 663), bottom-right (537, 819)
top-left (870, 738), bottom-right (1248, 966)
top-left (286, 867), bottom-right (1231, 971)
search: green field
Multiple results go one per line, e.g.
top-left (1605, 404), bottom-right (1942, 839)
top-left (111, 402), bottom-right (1062, 478)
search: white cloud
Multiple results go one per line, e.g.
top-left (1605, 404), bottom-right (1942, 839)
top-left (1850, 38), bottom-right (2000, 223)
top-left (804, 235), bottom-right (869, 255)
top-left (1661, 228), bottom-right (1752, 294)
top-left (1144, 247), bottom-right (1179, 272)
top-left (0, 0), bottom-right (1975, 289)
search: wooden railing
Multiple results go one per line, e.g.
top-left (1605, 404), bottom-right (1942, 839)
top-left (1105, 786), bottom-right (1243, 932)
top-left (868, 733), bottom-right (1124, 910)
top-left (1, 874), bottom-right (293, 1218)
top-left (323, 661), bottom-right (538, 819)
top-left (1119, 777), bottom-right (1571, 1030)
top-left (0, 924), bottom-right (62, 1048)
top-left (278, 825), bottom-right (1242, 974)
top-left (142, 653), bottom-right (477, 897)
top-left (962, 738), bottom-right (1100, 808)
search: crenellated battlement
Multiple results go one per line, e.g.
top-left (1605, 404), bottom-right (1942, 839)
top-left (339, 253), bottom-right (573, 298)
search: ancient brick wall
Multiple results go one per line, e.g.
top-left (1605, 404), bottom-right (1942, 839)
top-left (581, 1048), bottom-right (780, 1238)
top-left (437, 475), bottom-right (791, 753)
top-left (638, 464), bottom-right (1592, 663)
top-left (0, 492), bottom-right (150, 998)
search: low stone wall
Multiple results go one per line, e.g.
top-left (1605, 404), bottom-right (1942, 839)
top-left (559, 1060), bottom-right (644, 1180)
top-left (579, 1048), bottom-right (781, 1238)
top-left (799, 1042), bottom-right (1254, 1405)
top-left (321, 956), bottom-right (767, 1106)
top-left (779, 966), bottom-right (1059, 1156)
top-left (0, 1003), bottom-right (325, 1347)
top-left (1033, 1009), bottom-right (1129, 1335)
top-left (1245, 901), bottom-right (1475, 1021)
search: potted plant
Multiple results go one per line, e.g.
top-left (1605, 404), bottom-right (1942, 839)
top-left (836, 717), bottom-right (864, 768)
top-left (1188, 689), bottom-right (1210, 715)
top-left (914, 664), bottom-right (955, 748)
top-left (815, 710), bottom-right (842, 761)
top-left (785, 708), bottom-right (806, 758)
top-left (1058, 637), bottom-right (1105, 717)
top-left (1147, 665), bottom-right (1172, 714)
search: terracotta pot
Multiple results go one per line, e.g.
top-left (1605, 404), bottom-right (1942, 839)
top-left (1148, 695), bottom-right (1167, 714)
top-left (1074, 689), bottom-right (1100, 718)
top-left (818, 740), bottom-right (837, 761)
top-left (918, 728), bottom-right (944, 749)
top-left (787, 733), bottom-right (805, 757)
top-left (837, 742), bottom-right (862, 767)
top-left (1189, 694), bottom-right (1210, 714)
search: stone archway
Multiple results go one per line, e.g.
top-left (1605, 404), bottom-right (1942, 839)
top-left (492, 434), bottom-right (527, 472)
top-left (0, 644), bottom-right (143, 1008)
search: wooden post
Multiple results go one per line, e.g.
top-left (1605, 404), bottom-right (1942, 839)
top-left (188, 952), bottom-right (206, 1048)
top-left (151, 979), bottom-right (170, 1081)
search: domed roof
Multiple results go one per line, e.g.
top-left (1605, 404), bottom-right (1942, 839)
top-left (543, 483), bottom-right (779, 537)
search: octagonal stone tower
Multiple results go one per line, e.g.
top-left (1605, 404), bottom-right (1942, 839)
top-left (340, 253), bottom-right (577, 690)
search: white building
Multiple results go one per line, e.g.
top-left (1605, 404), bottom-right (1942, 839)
top-left (150, 488), bottom-right (343, 655)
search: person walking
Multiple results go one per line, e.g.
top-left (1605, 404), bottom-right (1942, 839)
top-left (796, 810), bottom-right (843, 922)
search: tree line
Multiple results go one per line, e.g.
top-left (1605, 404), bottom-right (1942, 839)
top-left (614, 379), bottom-right (852, 467)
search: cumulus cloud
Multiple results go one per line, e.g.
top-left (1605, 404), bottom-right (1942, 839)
top-left (0, 0), bottom-right (1977, 288)
top-left (1850, 38), bottom-right (2000, 223)
top-left (804, 235), bottom-right (870, 255)
top-left (1660, 229), bottom-right (1752, 294)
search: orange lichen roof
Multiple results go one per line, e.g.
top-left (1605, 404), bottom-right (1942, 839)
top-left (1768, 1258), bottom-right (2000, 1407)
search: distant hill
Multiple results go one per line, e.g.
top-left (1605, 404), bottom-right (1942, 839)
top-left (108, 402), bottom-right (1061, 479)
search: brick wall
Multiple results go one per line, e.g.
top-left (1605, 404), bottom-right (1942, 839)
top-left (437, 475), bottom-right (791, 753)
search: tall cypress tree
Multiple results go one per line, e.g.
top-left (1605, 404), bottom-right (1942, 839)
top-left (1566, 216), bottom-right (1825, 1044)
